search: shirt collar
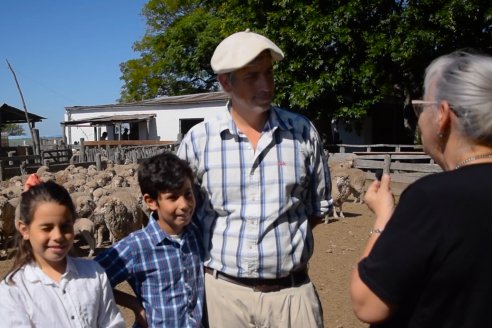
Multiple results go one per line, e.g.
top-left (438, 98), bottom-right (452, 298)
top-left (218, 101), bottom-right (294, 136)
top-left (24, 257), bottom-right (78, 285)
top-left (146, 212), bottom-right (189, 246)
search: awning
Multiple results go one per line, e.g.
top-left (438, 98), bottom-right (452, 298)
top-left (0, 103), bottom-right (45, 125)
top-left (61, 113), bottom-right (156, 126)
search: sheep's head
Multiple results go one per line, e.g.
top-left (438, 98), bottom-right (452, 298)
top-left (111, 176), bottom-right (125, 188)
top-left (99, 198), bottom-right (121, 214)
top-left (96, 174), bottom-right (112, 187)
top-left (76, 197), bottom-right (96, 218)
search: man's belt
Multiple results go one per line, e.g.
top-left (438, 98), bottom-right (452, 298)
top-left (204, 267), bottom-right (309, 293)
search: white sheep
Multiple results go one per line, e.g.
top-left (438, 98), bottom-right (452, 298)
top-left (93, 191), bottom-right (146, 244)
top-left (346, 168), bottom-right (366, 203)
top-left (70, 192), bottom-right (96, 219)
top-left (73, 218), bottom-right (96, 257)
top-left (325, 174), bottom-right (352, 222)
top-left (0, 185), bottom-right (22, 200)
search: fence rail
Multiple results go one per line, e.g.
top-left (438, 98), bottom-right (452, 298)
top-left (1, 142), bottom-right (439, 186)
top-left (329, 144), bottom-right (442, 187)
top-left (0, 140), bottom-right (178, 180)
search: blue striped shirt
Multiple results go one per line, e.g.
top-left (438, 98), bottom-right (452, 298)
top-left (95, 214), bottom-right (204, 328)
top-left (177, 105), bottom-right (332, 279)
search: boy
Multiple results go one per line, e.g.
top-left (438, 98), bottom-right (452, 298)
top-left (95, 152), bottom-right (204, 327)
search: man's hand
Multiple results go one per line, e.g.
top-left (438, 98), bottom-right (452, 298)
top-left (309, 215), bottom-right (325, 229)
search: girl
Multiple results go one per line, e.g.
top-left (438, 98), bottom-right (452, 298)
top-left (0, 174), bottom-right (125, 327)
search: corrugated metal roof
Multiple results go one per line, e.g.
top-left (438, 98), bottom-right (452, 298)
top-left (62, 114), bottom-right (156, 126)
top-left (0, 103), bottom-right (45, 124)
top-left (65, 91), bottom-right (228, 111)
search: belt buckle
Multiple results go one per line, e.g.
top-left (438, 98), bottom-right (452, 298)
top-left (253, 283), bottom-right (281, 293)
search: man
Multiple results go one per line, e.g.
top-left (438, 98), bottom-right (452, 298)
top-left (177, 29), bottom-right (332, 327)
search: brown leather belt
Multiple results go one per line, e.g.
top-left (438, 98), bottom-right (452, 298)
top-left (204, 267), bottom-right (309, 293)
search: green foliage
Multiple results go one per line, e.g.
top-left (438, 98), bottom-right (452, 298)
top-left (1, 123), bottom-right (24, 136)
top-left (119, 0), bottom-right (492, 139)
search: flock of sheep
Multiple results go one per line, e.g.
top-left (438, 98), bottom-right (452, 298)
top-left (0, 162), bottom-right (148, 258)
top-left (0, 154), bottom-right (367, 259)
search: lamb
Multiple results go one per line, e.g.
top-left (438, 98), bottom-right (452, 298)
top-left (70, 192), bottom-right (96, 219)
top-left (346, 168), bottom-right (366, 203)
top-left (0, 185), bottom-right (22, 200)
top-left (325, 174), bottom-right (352, 222)
top-left (93, 191), bottom-right (146, 245)
top-left (329, 160), bottom-right (367, 204)
top-left (73, 218), bottom-right (96, 257)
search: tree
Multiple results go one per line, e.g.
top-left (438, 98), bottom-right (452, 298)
top-left (1, 123), bottom-right (24, 136)
top-left (119, 0), bottom-right (492, 141)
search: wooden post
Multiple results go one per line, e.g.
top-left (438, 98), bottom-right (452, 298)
top-left (0, 160), bottom-right (4, 181)
top-left (95, 153), bottom-right (102, 171)
top-left (383, 154), bottom-right (391, 174)
top-left (146, 119), bottom-right (150, 139)
top-left (43, 159), bottom-right (50, 169)
top-left (114, 151), bottom-right (121, 165)
top-left (33, 128), bottom-right (41, 157)
top-left (24, 146), bottom-right (30, 164)
top-left (7, 151), bottom-right (16, 166)
top-left (20, 161), bottom-right (27, 176)
top-left (61, 123), bottom-right (67, 146)
top-left (79, 138), bottom-right (85, 163)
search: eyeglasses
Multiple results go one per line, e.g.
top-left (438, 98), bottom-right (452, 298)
top-left (411, 100), bottom-right (437, 118)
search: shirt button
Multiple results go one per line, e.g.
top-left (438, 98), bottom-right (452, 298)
top-left (63, 290), bottom-right (66, 294)
top-left (71, 316), bottom-right (75, 320)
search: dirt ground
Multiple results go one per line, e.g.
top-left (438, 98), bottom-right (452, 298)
top-left (0, 200), bottom-right (375, 328)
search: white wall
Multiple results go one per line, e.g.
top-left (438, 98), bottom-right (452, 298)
top-left (64, 101), bottom-right (226, 144)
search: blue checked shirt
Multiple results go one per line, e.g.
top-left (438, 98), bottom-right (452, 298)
top-left (177, 104), bottom-right (332, 279)
top-left (95, 214), bottom-right (204, 328)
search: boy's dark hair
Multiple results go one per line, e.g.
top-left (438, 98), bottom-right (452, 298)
top-left (138, 152), bottom-right (194, 200)
top-left (5, 180), bottom-right (76, 284)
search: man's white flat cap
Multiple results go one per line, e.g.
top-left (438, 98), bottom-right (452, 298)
top-left (211, 29), bottom-right (284, 74)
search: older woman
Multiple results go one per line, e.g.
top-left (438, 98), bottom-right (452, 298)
top-left (350, 51), bottom-right (492, 327)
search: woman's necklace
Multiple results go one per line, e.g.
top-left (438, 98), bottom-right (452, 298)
top-left (455, 153), bottom-right (492, 170)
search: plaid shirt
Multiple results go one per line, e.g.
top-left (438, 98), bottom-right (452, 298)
top-left (177, 104), bottom-right (332, 279)
top-left (95, 214), bottom-right (204, 328)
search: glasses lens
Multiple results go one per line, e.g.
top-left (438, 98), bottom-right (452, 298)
top-left (411, 100), bottom-right (436, 118)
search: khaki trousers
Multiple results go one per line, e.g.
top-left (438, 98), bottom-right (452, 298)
top-left (204, 273), bottom-right (324, 328)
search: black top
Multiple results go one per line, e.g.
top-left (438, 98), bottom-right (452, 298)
top-left (359, 164), bottom-right (492, 327)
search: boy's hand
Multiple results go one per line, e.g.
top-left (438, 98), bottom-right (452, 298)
top-left (113, 289), bottom-right (148, 327)
top-left (134, 307), bottom-right (148, 328)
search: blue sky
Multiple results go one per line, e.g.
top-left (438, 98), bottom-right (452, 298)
top-left (1, 0), bottom-right (148, 137)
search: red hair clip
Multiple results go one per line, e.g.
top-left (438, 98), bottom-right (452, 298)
top-left (24, 173), bottom-right (42, 192)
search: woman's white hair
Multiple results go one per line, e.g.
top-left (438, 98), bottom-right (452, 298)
top-left (424, 50), bottom-right (492, 144)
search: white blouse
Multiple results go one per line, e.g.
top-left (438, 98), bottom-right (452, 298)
top-left (0, 257), bottom-right (125, 328)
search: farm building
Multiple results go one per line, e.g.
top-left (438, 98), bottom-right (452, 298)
top-left (63, 92), bottom-right (414, 147)
top-left (62, 92), bottom-right (229, 145)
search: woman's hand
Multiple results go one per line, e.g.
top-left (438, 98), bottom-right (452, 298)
top-left (364, 173), bottom-right (395, 229)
